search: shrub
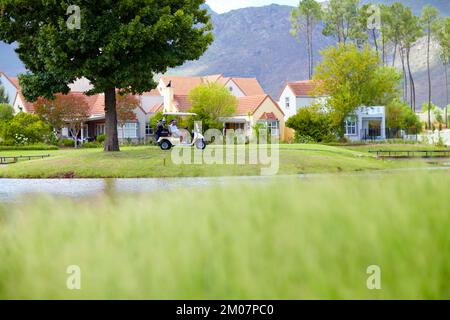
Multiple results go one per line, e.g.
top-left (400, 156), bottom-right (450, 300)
top-left (0, 143), bottom-right (58, 151)
top-left (1, 112), bottom-right (52, 145)
top-left (82, 142), bottom-right (102, 149)
top-left (286, 105), bottom-right (336, 143)
top-left (61, 138), bottom-right (75, 148)
top-left (295, 134), bottom-right (315, 144)
top-left (386, 99), bottom-right (422, 133)
top-left (0, 104), bottom-right (14, 122)
top-left (96, 134), bottom-right (106, 143)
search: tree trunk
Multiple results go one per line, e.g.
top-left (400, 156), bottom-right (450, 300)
top-left (104, 87), bottom-right (120, 152)
top-left (427, 28), bottom-right (432, 129)
top-left (372, 29), bottom-right (379, 55)
top-left (406, 48), bottom-right (416, 112)
top-left (307, 18), bottom-right (312, 80)
top-left (399, 47), bottom-right (408, 103)
top-left (310, 23), bottom-right (313, 80)
top-left (392, 42), bottom-right (397, 67)
top-left (445, 62), bottom-right (448, 128)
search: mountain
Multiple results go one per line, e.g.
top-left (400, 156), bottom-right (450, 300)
top-left (1, 1), bottom-right (449, 107)
top-left (173, 1), bottom-right (449, 107)
top-left (361, 0), bottom-right (450, 15)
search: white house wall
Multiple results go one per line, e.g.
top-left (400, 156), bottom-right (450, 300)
top-left (0, 74), bottom-right (18, 107)
top-left (225, 79), bottom-right (245, 97)
top-left (278, 86), bottom-right (297, 120)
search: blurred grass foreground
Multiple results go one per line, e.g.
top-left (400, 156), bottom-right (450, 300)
top-left (0, 172), bottom-right (449, 299)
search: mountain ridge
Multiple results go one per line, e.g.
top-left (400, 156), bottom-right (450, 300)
top-left (1, 1), bottom-right (449, 106)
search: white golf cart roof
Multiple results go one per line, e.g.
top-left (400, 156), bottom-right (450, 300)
top-left (163, 112), bottom-right (197, 117)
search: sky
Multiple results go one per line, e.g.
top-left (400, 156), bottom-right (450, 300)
top-left (206, 0), bottom-right (302, 14)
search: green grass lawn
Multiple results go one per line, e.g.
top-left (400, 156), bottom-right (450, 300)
top-left (342, 143), bottom-right (449, 153)
top-left (0, 172), bottom-right (449, 299)
top-left (0, 144), bottom-right (443, 178)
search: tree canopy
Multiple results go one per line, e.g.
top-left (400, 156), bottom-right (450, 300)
top-left (188, 83), bottom-right (237, 131)
top-left (313, 44), bottom-right (401, 136)
top-left (34, 94), bottom-right (90, 147)
top-left (0, 0), bottom-right (213, 151)
top-left (322, 0), bottom-right (365, 45)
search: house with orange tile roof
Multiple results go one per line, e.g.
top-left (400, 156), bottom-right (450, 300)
top-left (277, 80), bottom-right (327, 122)
top-left (155, 75), bottom-right (285, 140)
top-left (278, 80), bottom-right (386, 141)
top-left (0, 72), bottom-right (286, 142)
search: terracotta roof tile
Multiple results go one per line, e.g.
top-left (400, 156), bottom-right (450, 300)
top-left (231, 78), bottom-right (265, 96)
top-left (160, 75), bottom-right (266, 97)
top-left (236, 95), bottom-right (269, 115)
top-left (8, 76), bottom-right (20, 89)
top-left (160, 76), bottom-right (204, 95)
top-left (149, 102), bottom-right (163, 113)
top-left (174, 95), bottom-right (192, 112)
top-left (259, 112), bottom-right (277, 121)
top-left (286, 80), bottom-right (320, 97)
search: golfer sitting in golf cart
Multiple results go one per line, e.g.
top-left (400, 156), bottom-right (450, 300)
top-left (168, 119), bottom-right (186, 143)
top-left (157, 112), bottom-right (206, 151)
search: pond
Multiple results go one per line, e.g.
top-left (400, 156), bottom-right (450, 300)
top-left (0, 176), bottom-right (276, 203)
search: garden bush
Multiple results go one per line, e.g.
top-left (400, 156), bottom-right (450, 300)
top-left (96, 134), bottom-right (106, 143)
top-left (0, 112), bottom-right (52, 145)
top-left (0, 143), bottom-right (58, 151)
top-left (61, 138), bottom-right (75, 148)
top-left (82, 142), bottom-right (102, 148)
top-left (286, 105), bottom-right (336, 143)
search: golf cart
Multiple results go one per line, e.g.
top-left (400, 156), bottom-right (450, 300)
top-left (156, 112), bottom-right (206, 151)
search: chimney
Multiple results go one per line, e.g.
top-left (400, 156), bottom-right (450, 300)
top-left (163, 80), bottom-right (174, 113)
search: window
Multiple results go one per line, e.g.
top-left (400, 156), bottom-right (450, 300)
top-left (229, 86), bottom-right (233, 92)
top-left (267, 121), bottom-right (280, 136)
top-left (345, 117), bottom-right (357, 135)
top-left (285, 97), bottom-right (290, 108)
top-left (95, 124), bottom-right (105, 136)
top-left (257, 121), bottom-right (280, 136)
top-left (145, 124), bottom-right (154, 136)
top-left (117, 122), bottom-right (138, 139)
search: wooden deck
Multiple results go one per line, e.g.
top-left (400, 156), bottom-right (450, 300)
top-left (0, 154), bottom-right (51, 165)
top-left (369, 150), bottom-right (450, 158)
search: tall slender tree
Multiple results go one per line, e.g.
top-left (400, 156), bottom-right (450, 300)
top-left (398, 6), bottom-right (422, 111)
top-left (436, 17), bottom-right (450, 128)
top-left (290, 0), bottom-right (322, 80)
top-left (420, 6), bottom-right (440, 129)
top-left (322, 0), bottom-right (365, 45)
top-left (0, 0), bottom-right (213, 152)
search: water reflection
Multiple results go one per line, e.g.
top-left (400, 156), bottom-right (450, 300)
top-left (0, 177), bottom-right (270, 203)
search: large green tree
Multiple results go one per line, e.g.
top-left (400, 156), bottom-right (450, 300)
top-left (420, 5), bottom-right (441, 129)
top-left (188, 83), bottom-right (237, 131)
top-left (0, 0), bottom-right (213, 151)
top-left (290, 0), bottom-right (322, 80)
top-left (313, 44), bottom-right (401, 138)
